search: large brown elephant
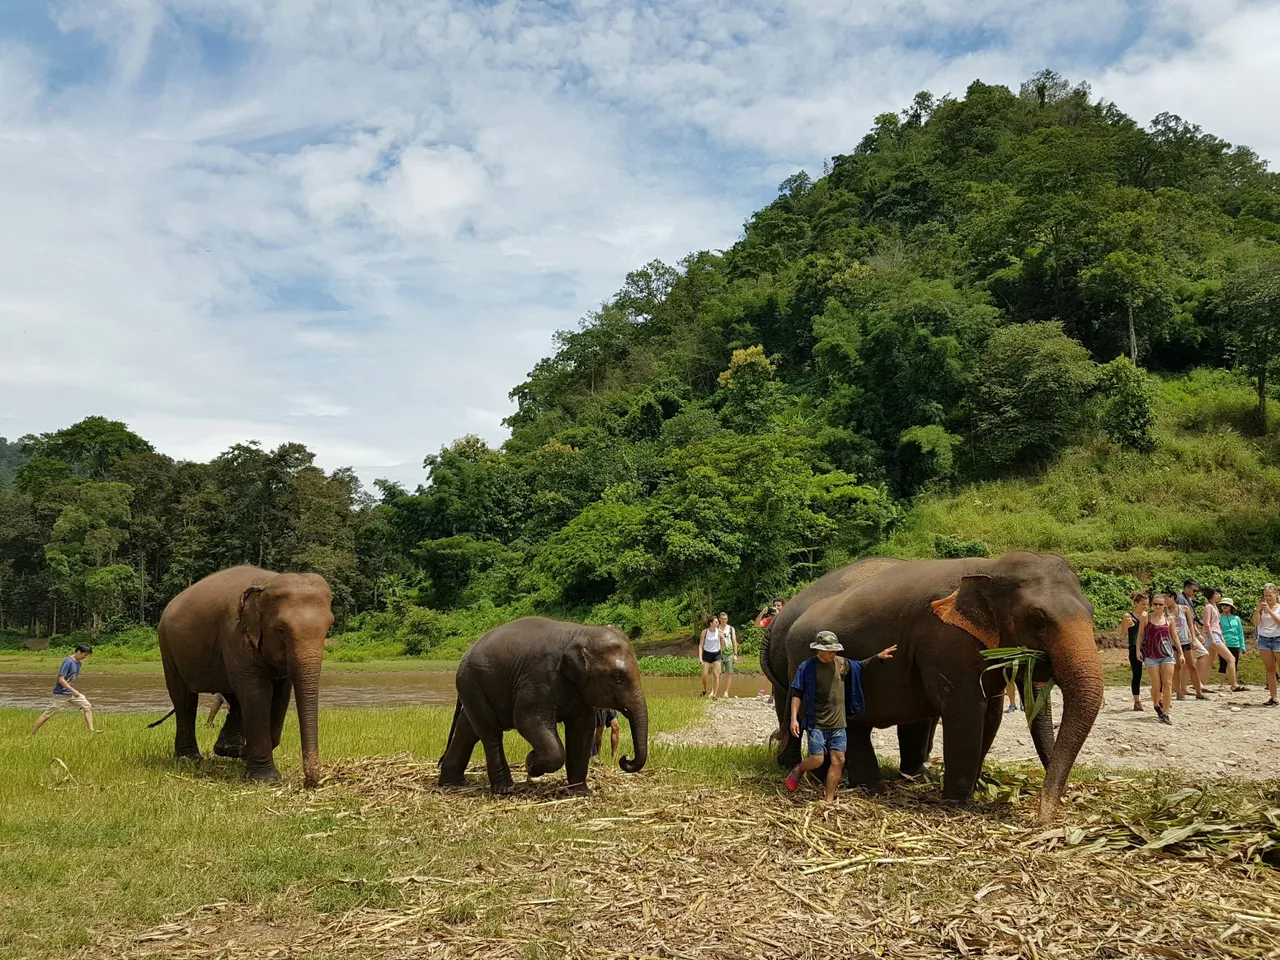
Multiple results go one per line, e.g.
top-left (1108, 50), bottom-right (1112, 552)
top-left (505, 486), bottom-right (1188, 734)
top-left (759, 556), bottom-right (941, 776)
top-left (156, 566), bottom-right (332, 787)
top-left (438, 617), bottom-right (648, 794)
top-left (766, 552), bottom-right (1103, 823)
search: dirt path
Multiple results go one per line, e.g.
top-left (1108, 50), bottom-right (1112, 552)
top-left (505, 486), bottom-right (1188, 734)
top-left (656, 686), bottom-right (1280, 778)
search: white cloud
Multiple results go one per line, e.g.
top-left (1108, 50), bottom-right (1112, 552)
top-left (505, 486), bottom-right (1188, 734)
top-left (1, 0), bottom-right (1277, 490)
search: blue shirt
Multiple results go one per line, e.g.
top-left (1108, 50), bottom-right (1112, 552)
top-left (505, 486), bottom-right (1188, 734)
top-left (53, 656), bottom-right (81, 695)
top-left (790, 656), bottom-right (866, 732)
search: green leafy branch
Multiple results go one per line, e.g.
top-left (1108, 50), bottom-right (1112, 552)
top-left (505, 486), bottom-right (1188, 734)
top-left (980, 647), bottom-right (1054, 724)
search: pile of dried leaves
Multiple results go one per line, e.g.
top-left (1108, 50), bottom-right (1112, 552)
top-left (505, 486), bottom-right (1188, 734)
top-left (92, 755), bottom-right (1280, 959)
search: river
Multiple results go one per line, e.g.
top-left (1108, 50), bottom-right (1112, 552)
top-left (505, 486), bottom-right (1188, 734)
top-left (0, 670), bottom-right (737, 712)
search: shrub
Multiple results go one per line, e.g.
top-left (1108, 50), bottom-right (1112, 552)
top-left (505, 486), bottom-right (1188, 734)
top-left (1149, 564), bottom-right (1277, 624)
top-left (1077, 569), bottom-right (1144, 630)
top-left (399, 607), bottom-right (445, 657)
top-left (736, 623), bottom-right (765, 656)
top-left (1099, 357), bottom-right (1156, 452)
top-left (971, 322), bottom-right (1098, 467)
top-left (933, 534), bottom-right (990, 559)
top-left (636, 655), bottom-right (701, 676)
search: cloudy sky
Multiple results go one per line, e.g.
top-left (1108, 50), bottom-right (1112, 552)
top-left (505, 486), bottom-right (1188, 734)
top-left (2, 1), bottom-right (1277, 489)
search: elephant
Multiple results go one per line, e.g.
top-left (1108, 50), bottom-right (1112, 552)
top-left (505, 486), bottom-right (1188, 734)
top-left (156, 566), bottom-right (332, 787)
top-left (438, 617), bottom-right (648, 794)
top-left (765, 552), bottom-right (1103, 823)
top-left (760, 556), bottom-right (939, 778)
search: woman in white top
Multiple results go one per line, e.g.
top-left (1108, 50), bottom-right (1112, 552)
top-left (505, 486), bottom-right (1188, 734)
top-left (1254, 584), bottom-right (1280, 707)
top-left (699, 615), bottom-right (723, 699)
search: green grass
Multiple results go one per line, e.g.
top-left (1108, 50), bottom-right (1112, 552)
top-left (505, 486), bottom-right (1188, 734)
top-left (0, 696), bottom-right (716, 958)
top-left (886, 370), bottom-right (1280, 575)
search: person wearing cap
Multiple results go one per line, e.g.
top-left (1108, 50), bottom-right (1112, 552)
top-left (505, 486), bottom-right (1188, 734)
top-left (1217, 598), bottom-right (1247, 691)
top-left (784, 630), bottom-right (897, 801)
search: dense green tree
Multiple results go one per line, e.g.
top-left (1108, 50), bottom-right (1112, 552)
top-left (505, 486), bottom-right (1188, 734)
top-left (971, 322), bottom-right (1099, 467)
top-left (3, 74), bottom-right (1279, 636)
top-left (1224, 258), bottom-right (1280, 429)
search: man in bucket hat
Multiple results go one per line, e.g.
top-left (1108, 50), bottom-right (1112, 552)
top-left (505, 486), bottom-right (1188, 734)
top-left (785, 630), bottom-right (897, 801)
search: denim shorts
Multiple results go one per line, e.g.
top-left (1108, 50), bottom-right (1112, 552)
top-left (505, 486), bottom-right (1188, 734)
top-left (806, 727), bottom-right (847, 756)
top-left (1259, 636), bottom-right (1280, 653)
top-left (1143, 656), bottom-right (1175, 667)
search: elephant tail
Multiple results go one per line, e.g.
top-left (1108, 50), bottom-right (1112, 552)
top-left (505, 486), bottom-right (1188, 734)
top-left (147, 709), bottom-right (176, 729)
top-left (441, 699), bottom-right (463, 762)
top-left (759, 627), bottom-right (784, 692)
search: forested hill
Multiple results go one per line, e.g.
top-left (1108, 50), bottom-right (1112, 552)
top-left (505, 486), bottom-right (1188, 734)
top-left (4, 72), bottom-right (1280, 650)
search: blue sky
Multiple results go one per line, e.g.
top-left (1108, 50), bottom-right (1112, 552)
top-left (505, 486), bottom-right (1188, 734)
top-left (2, 0), bottom-right (1277, 489)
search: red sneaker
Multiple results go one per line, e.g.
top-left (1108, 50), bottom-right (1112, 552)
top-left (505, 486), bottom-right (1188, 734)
top-left (785, 767), bottom-right (801, 792)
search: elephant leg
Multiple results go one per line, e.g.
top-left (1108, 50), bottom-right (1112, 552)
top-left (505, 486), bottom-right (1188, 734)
top-left (775, 691), bottom-right (802, 771)
top-left (898, 719), bottom-right (937, 780)
top-left (516, 712), bottom-right (566, 781)
top-left (163, 661), bottom-right (200, 761)
top-left (562, 712), bottom-right (594, 793)
top-left (979, 694), bottom-right (1004, 762)
top-left (234, 676), bottom-right (280, 782)
top-left (939, 699), bottom-right (986, 802)
top-left (214, 701), bottom-right (245, 758)
top-left (844, 725), bottom-right (883, 793)
top-left (269, 679), bottom-right (291, 750)
top-left (438, 704), bottom-right (479, 787)
top-left (458, 687), bottom-right (513, 794)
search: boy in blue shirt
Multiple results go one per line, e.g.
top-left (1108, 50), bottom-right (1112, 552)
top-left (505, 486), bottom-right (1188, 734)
top-left (30, 644), bottom-right (96, 735)
top-left (785, 631), bottom-right (896, 801)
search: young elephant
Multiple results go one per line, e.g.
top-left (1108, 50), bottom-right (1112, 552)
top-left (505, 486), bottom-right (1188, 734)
top-left (438, 617), bottom-right (649, 794)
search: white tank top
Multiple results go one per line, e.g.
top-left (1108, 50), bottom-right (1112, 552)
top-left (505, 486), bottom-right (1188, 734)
top-left (1259, 603), bottom-right (1280, 638)
top-left (703, 626), bottom-right (721, 653)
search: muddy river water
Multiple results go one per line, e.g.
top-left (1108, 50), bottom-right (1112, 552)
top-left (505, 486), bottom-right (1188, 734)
top-left (0, 670), bottom-right (735, 712)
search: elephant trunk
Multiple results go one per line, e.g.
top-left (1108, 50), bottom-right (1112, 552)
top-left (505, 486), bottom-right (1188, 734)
top-left (290, 652), bottom-right (323, 788)
top-left (1021, 666), bottom-right (1055, 770)
top-left (618, 699), bottom-right (648, 774)
top-left (1037, 620), bottom-right (1103, 824)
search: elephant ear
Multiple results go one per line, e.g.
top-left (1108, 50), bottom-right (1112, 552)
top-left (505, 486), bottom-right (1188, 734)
top-left (559, 636), bottom-right (591, 686)
top-left (238, 586), bottom-right (266, 650)
top-left (931, 574), bottom-right (1004, 650)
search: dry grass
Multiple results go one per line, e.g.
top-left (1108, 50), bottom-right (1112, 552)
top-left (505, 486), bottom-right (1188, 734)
top-left (85, 756), bottom-right (1280, 960)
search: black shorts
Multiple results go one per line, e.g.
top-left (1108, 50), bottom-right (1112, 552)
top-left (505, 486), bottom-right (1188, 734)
top-left (1219, 647), bottom-right (1243, 673)
top-left (701, 649), bottom-right (722, 664)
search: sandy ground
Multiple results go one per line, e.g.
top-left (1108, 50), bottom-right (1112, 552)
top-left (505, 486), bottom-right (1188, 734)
top-left (656, 684), bottom-right (1280, 779)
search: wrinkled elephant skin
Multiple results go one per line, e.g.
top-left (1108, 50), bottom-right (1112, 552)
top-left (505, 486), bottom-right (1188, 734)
top-left (438, 617), bottom-right (648, 794)
top-left (769, 552), bottom-right (1102, 822)
top-left (158, 566), bottom-right (332, 788)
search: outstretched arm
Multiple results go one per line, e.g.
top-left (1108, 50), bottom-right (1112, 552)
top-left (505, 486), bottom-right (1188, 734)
top-left (858, 645), bottom-right (898, 670)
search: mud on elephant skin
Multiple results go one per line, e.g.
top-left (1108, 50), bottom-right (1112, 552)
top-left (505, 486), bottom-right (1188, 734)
top-left (156, 566), bottom-right (333, 788)
top-left (438, 617), bottom-right (649, 795)
top-left (771, 552), bottom-right (1103, 823)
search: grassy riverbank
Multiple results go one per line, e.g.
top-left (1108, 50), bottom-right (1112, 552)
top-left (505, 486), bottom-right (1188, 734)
top-left (0, 650), bottom-right (764, 678)
top-left (3, 700), bottom-right (1279, 960)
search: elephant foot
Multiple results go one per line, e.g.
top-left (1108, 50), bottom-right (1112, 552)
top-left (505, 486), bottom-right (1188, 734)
top-left (490, 777), bottom-right (516, 795)
top-left (174, 749), bottom-right (202, 762)
top-left (243, 763), bottom-right (281, 783)
top-left (438, 771), bottom-right (467, 788)
top-left (213, 740), bottom-right (244, 759)
top-left (899, 767), bottom-right (932, 783)
top-left (566, 782), bottom-right (591, 796)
